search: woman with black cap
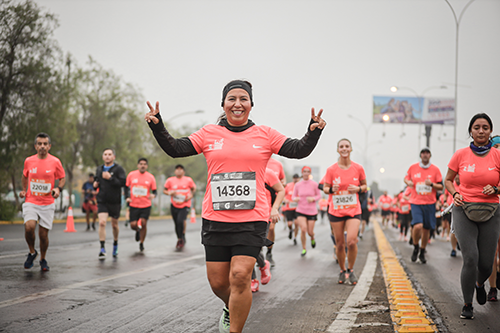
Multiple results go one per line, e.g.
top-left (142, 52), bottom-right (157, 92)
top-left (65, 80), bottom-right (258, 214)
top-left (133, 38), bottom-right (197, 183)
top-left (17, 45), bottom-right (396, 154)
top-left (145, 80), bottom-right (325, 333)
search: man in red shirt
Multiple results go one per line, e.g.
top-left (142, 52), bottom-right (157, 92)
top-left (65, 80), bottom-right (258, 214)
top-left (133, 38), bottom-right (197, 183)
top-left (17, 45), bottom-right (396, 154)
top-left (125, 158), bottom-right (157, 252)
top-left (19, 133), bottom-right (65, 271)
top-left (164, 164), bottom-right (196, 249)
top-left (378, 191), bottom-right (393, 227)
top-left (404, 147), bottom-right (443, 264)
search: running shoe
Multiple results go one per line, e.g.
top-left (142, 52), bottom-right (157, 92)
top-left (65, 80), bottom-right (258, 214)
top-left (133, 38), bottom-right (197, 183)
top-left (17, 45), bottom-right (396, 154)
top-left (311, 239), bottom-right (316, 248)
top-left (86, 225), bottom-right (90, 231)
top-left (293, 238), bottom-right (297, 246)
top-left (24, 250), bottom-right (38, 269)
top-left (450, 249), bottom-right (457, 257)
top-left (266, 252), bottom-right (275, 267)
top-left (288, 229), bottom-right (293, 239)
top-left (476, 284), bottom-right (487, 305)
top-left (251, 279), bottom-right (259, 292)
top-left (92, 222), bottom-right (96, 231)
top-left (338, 270), bottom-right (347, 284)
top-left (135, 230), bottom-right (140, 242)
top-left (411, 245), bottom-right (419, 262)
top-left (124, 220), bottom-right (129, 227)
top-left (219, 306), bottom-right (230, 333)
top-left (419, 248), bottom-right (427, 264)
top-left (301, 249), bottom-right (307, 257)
top-left (139, 243), bottom-right (144, 252)
top-left (347, 269), bottom-right (358, 285)
top-left (99, 248), bottom-right (106, 260)
top-left (39, 259), bottom-right (50, 271)
top-left (260, 260), bottom-right (272, 285)
top-left (359, 233), bottom-right (363, 240)
top-left (497, 273), bottom-right (500, 291)
top-left (460, 303), bottom-right (474, 319)
top-left (112, 245), bottom-right (118, 258)
top-left (487, 288), bottom-right (498, 302)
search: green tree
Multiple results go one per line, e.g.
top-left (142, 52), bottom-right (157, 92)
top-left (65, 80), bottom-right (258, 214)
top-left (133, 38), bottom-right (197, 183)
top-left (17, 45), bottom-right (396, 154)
top-left (75, 57), bottom-right (146, 174)
top-left (0, 0), bottom-right (61, 209)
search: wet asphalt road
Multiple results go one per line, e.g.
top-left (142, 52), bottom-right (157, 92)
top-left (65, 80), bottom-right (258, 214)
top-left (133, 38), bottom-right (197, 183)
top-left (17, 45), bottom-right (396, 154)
top-left (0, 217), bottom-right (380, 333)
top-left (2, 217), bottom-right (500, 332)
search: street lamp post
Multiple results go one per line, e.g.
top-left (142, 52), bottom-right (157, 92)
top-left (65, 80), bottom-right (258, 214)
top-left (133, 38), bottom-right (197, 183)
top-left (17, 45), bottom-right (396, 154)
top-left (390, 85), bottom-right (447, 149)
top-left (166, 110), bottom-right (204, 123)
top-left (443, 0), bottom-right (476, 153)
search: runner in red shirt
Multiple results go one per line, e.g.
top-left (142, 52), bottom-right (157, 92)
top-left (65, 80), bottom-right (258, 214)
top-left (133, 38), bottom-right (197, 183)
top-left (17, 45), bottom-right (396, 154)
top-left (378, 191), bottom-right (393, 228)
top-left (318, 197), bottom-right (329, 223)
top-left (264, 157), bottom-right (285, 266)
top-left (283, 174), bottom-right (300, 245)
top-left (125, 158), bottom-right (157, 252)
top-left (145, 79), bottom-right (325, 333)
top-left (164, 164), bottom-right (196, 250)
top-left (404, 147), bottom-right (443, 264)
top-left (19, 133), bottom-right (65, 271)
top-left (323, 138), bottom-right (367, 285)
top-left (397, 187), bottom-right (412, 241)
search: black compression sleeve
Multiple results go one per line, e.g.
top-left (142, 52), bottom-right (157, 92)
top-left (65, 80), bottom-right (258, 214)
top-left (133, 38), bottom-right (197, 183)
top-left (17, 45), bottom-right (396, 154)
top-left (277, 119), bottom-right (322, 159)
top-left (148, 113), bottom-right (198, 157)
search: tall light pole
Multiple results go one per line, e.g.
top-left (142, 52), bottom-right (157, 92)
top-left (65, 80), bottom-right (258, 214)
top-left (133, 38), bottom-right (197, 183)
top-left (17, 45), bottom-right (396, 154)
top-left (390, 85), bottom-right (447, 149)
top-left (166, 110), bottom-right (204, 123)
top-left (444, 0), bottom-right (476, 152)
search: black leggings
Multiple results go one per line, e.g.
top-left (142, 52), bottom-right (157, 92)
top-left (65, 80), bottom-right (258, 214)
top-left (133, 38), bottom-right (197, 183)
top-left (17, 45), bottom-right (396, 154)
top-left (399, 214), bottom-right (411, 236)
top-left (171, 205), bottom-right (189, 240)
top-left (453, 206), bottom-right (500, 304)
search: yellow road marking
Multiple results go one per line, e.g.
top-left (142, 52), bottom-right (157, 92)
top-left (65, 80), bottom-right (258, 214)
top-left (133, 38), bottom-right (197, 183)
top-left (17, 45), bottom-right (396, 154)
top-left (373, 220), bottom-right (437, 333)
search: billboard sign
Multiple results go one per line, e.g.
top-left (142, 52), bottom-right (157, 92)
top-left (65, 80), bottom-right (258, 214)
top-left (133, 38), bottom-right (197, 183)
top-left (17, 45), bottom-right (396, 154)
top-left (373, 95), bottom-right (454, 125)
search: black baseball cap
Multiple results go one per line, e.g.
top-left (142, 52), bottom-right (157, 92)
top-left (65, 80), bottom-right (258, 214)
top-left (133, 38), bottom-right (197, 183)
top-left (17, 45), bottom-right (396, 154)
top-left (420, 147), bottom-right (431, 154)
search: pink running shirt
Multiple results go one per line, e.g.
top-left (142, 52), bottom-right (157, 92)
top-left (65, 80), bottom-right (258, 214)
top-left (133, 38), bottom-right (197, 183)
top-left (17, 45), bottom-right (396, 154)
top-left (126, 170), bottom-right (157, 208)
top-left (189, 124), bottom-right (287, 222)
top-left (164, 176), bottom-right (196, 209)
top-left (283, 182), bottom-right (297, 211)
top-left (267, 158), bottom-right (285, 182)
top-left (23, 154), bottom-right (65, 206)
top-left (323, 162), bottom-right (366, 217)
top-left (405, 163), bottom-right (442, 205)
top-left (448, 147), bottom-right (500, 203)
top-left (292, 179), bottom-right (321, 215)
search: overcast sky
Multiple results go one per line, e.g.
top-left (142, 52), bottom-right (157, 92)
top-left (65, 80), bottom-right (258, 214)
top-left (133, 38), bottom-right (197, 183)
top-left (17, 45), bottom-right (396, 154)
top-left (36, 0), bottom-right (500, 194)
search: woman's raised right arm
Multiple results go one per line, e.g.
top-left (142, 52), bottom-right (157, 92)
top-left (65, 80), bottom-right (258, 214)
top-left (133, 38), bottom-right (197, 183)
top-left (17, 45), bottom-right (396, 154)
top-left (145, 101), bottom-right (198, 158)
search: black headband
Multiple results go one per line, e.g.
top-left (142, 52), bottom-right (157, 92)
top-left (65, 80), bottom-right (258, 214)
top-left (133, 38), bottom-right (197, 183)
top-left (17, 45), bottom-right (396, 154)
top-left (221, 80), bottom-right (254, 107)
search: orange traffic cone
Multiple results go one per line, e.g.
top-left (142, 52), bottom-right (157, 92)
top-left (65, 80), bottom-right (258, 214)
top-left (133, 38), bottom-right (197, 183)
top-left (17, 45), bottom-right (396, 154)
top-left (64, 207), bottom-right (77, 232)
top-left (190, 208), bottom-right (196, 224)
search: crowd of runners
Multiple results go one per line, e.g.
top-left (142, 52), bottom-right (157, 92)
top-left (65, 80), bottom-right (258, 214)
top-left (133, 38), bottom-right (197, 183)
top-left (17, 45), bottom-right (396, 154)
top-left (16, 79), bottom-right (500, 332)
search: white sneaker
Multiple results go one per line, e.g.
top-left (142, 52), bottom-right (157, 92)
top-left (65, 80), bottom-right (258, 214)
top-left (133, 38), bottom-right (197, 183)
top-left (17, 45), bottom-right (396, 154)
top-left (219, 306), bottom-right (230, 333)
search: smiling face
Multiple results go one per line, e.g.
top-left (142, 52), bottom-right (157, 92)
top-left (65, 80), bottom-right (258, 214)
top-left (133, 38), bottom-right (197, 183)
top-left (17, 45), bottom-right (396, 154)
top-left (337, 139), bottom-right (352, 159)
top-left (223, 88), bottom-right (251, 127)
top-left (470, 118), bottom-right (492, 146)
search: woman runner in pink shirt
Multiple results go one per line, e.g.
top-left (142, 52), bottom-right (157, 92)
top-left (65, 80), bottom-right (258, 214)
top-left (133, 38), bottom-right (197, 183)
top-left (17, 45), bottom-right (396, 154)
top-left (323, 138), bottom-right (367, 285)
top-left (445, 113), bottom-right (500, 320)
top-left (292, 166), bottom-right (321, 257)
top-left (145, 80), bottom-right (325, 333)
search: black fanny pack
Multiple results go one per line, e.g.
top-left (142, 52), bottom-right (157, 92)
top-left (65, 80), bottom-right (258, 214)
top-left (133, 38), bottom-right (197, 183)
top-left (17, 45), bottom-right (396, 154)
top-left (462, 202), bottom-right (498, 222)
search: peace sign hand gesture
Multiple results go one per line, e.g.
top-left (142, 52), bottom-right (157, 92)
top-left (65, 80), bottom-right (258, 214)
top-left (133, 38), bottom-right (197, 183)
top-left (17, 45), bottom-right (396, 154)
top-left (145, 101), bottom-right (160, 124)
top-left (310, 108), bottom-right (326, 131)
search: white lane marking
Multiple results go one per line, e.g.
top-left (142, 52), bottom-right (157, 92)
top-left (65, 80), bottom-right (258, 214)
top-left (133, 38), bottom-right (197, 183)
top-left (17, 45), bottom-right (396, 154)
top-left (326, 251), bottom-right (378, 333)
top-left (0, 254), bottom-right (205, 309)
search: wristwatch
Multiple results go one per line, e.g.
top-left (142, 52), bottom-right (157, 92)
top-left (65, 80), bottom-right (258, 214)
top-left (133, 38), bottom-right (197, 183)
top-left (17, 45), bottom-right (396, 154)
top-left (493, 186), bottom-right (498, 194)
